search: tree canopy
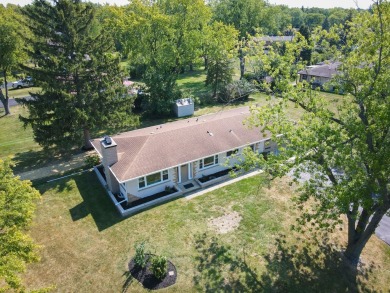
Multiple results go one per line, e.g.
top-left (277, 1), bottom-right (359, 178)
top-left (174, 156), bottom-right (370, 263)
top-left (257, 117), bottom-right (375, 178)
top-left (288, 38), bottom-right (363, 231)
top-left (0, 159), bottom-right (41, 291)
top-left (246, 0), bottom-right (390, 265)
top-left (0, 5), bottom-right (28, 115)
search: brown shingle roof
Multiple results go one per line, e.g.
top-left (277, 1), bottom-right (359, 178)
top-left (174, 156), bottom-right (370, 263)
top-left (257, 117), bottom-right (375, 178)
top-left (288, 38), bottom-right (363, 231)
top-left (91, 107), bottom-right (267, 182)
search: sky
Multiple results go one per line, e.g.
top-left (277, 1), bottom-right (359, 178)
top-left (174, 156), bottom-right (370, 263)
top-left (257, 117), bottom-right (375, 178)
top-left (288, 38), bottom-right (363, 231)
top-left (0, 0), bottom-right (374, 9)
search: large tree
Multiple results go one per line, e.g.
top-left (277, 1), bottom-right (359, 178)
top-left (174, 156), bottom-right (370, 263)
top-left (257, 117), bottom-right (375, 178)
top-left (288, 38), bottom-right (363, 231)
top-left (111, 0), bottom-right (211, 116)
top-left (0, 159), bottom-right (41, 291)
top-left (19, 0), bottom-right (135, 151)
top-left (204, 22), bottom-right (238, 98)
top-left (0, 5), bottom-right (27, 115)
top-left (247, 1), bottom-right (389, 265)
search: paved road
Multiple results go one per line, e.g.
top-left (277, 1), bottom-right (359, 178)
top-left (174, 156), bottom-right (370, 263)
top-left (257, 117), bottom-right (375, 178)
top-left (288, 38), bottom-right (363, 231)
top-left (0, 82), bottom-right (13, 89)
top-left (376, 215), bottom-right (390, 245)
top-left (0, 96), bottom-right (31, 108)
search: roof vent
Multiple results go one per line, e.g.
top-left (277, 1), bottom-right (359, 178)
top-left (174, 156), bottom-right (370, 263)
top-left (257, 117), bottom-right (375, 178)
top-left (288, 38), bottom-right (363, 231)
top-left (207, 131), bottom-right (214, 136)
top-left (104, 135), bottom-right (112, 145)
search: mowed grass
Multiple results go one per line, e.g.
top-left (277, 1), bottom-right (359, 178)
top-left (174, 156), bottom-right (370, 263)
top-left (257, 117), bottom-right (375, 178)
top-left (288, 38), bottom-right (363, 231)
top-left (23, 172), bottom-right (390, 292)
top-left (0, 105), bottom-right (40, 159)
top-left (176, 68), bottom-right (344, 120)
top-left (6, 86), bottom-right (41, 99)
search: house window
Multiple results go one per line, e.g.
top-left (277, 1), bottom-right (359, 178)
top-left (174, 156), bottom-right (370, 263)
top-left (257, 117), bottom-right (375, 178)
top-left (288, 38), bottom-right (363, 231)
top-left (138, 177), bottom-right (145, 189)
top-left (138, 169), bottom-right (169, 189)
top-left (264, 140), bottom-right (271, 151)
top-left (162, 170), bottom-right (169, 181)
top-left (146, 172), bottom-right (161, 185)
top-left (227, 149), bottom-right (239, 157)
top-left (199, 155), bottom-right (219, 169)
top-left (250, 144), bottom-right (255, 151)
top-left (120, 184), bottom-right (126, 198)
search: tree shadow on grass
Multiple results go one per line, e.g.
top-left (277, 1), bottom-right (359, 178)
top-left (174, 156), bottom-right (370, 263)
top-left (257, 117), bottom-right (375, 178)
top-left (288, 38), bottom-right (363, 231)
top-left (193, 233), bottom-right (375, 292)
top-left (37, 171), bottom-right (123, 231)
top-left (72, 171), bottom-right (124, 231)
top-left (259, 233), bottom-right (376, 293)
top-left (12, 148), bottom-right (78, 174)
top-left (122, 271), bottom-right (134, 293)
top-left (193, 233), bottom-right (263, 292)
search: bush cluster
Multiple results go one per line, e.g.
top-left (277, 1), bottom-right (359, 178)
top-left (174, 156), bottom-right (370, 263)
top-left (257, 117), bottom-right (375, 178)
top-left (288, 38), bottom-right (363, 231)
top-left (133, 241), bottom-right (168, 280)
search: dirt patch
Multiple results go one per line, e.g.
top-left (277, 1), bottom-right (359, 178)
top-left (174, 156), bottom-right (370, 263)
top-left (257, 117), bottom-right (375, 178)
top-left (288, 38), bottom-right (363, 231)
top-left (208, 211), bottom-right (242, 234)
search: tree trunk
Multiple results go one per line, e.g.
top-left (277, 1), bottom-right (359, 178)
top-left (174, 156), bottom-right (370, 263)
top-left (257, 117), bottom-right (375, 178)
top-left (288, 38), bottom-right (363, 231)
top-left (83, 127), bottom-right (93, 150)
top-left (189, 63), bottom-right (194, 72)
top-left (204, 56), bottom-right (208, 70)
top-left (1, 70), bottom-right (11, 115)
top-left (239, 49), bottom-right (245, 80)
top-left (344, 206), bottom-right (388, 265)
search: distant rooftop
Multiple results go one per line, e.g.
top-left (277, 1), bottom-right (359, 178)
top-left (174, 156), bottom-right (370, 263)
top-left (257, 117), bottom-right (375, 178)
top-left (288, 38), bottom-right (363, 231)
top-left (253, 36), bottom-right (294, 43)
top-left (298, 61), bottom-right (342, 78)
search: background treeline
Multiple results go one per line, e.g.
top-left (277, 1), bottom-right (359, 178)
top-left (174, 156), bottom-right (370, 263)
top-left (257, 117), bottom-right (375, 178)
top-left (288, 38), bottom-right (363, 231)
top-left (0, 0), bottom-right (366, 143)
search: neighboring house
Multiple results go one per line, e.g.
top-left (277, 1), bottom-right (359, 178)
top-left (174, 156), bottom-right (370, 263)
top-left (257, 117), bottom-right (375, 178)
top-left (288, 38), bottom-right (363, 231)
top-left (298, 61), bottom-right (342, 87)
top-left (253, 35), bottom-right (294, 46)
top-left (91, 107), bottom-right (277, 216)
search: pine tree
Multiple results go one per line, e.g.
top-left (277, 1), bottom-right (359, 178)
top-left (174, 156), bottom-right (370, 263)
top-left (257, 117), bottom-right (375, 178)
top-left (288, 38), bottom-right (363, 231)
top-left (20, 0), bottom-right (136, 151)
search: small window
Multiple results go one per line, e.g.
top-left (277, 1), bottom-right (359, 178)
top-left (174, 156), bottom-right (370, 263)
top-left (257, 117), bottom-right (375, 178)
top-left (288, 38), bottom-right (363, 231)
top-left (199, 160), bottom-right (203, 169)
top-left (264, 140), bottom-right (271, 150)
top-left (138, 177), bottom-right (145, 189)
top-left (215, 155), bottom-right (219, 164)
top-left (162, 170), bottom-right (168, 181)
top-left (227, 149), bottom-right (238, 157)
top-left (250, 144), bottom-right (255, 151)
top-left (146, 172), bottom-right (161, 185)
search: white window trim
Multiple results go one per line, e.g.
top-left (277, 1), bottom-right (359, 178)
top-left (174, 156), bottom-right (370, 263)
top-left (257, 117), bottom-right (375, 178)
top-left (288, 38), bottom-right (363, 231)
top-left (138, 170), bottom-right (169, 190)
top-left (199, 155), bottom-right (219, 170)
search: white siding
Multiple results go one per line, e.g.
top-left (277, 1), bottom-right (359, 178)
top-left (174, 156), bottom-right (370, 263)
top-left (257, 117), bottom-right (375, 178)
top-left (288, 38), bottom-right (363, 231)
top-left (124, 168), bottom-right (175, 198)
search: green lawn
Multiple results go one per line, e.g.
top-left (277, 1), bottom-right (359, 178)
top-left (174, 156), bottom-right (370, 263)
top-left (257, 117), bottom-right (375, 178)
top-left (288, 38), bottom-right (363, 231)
top-left (0, 76), bottom-right (345, 174)
top-left (0, 106), bottom-right (40, 160)
top-left (0, 105), bottom-right (83, 174)
top-left (23, 172), bottom-right (390, 292)
top-left (6, 86), bottom-right (41, 99)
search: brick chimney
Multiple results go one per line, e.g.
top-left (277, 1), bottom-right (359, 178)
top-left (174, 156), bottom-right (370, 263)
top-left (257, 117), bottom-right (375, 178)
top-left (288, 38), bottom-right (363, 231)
top-left (100, 136), bottom-right (119, 194)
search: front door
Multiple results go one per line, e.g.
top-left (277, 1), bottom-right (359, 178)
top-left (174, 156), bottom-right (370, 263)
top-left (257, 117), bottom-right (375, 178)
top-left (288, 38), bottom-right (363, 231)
top-left (180, 164), bottom-right (189, 182)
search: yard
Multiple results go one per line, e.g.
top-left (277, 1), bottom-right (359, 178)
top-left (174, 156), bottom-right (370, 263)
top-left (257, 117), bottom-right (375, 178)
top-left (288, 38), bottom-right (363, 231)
top-left (22, 172), bottom-right (390, 292)
top-left (4, 67), bottom-right (387, 292)
top-left (0, 64), bottom-right (344, 175)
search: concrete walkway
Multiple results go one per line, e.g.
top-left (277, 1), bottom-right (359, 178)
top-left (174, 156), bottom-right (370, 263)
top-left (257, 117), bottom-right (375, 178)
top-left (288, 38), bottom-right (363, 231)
top-left (17, 151), bottom-right (92, 181)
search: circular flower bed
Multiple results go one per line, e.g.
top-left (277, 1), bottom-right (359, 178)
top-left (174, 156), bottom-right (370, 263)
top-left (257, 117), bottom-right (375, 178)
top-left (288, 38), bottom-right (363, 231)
top-left (128, 254), bottom-right (177, 290)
